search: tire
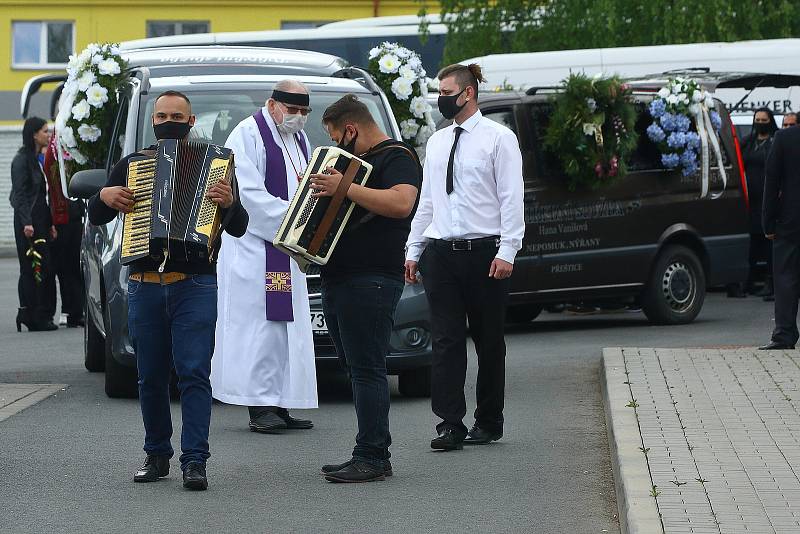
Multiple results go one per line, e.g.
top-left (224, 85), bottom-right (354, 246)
top-left (398, 366), bottom-right (432, 397)
top-left (505, 305), bottom-right (543, 324)
top-left (642, 245), bottom-right (706, 325)
top-left (84, 303), bottom-right (105, 372)
top-left (104, 323), bottom-right (139, 399)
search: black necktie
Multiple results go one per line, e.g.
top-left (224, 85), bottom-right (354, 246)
top-left (446, 126), bottom-right (463, 195)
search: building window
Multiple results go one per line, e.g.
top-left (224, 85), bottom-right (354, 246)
top-left (147, 21), bottom-right (210, 38)
top-left (12, 21), bottom-right (74, 69)
top-left (280, 21), bottom-right (335, 29)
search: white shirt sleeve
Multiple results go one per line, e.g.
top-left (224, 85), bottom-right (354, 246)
top-left (405, 150), bottom-right (434, 262)
top-left (226, 122), bottom-right (289, 242)
top-left (494, 130), bottom-right (525, 264)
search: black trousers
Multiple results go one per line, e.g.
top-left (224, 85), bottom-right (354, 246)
top-left (420, 241), bottom-right (510, 436)
top-left (748, 232), bottom-right (772, 288)
top-left (48, 217), bottom-right (85, 319)
top-left (13, 215), bottom-right (55, 325)
top-left (771, 237), bottom-right (800, 346)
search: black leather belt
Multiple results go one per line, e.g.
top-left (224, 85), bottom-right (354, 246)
top-left (432, 236), bottom-right (500, 251)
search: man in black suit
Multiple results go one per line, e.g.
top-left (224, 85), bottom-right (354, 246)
top-left (760, 125), bottom-right (800, 350)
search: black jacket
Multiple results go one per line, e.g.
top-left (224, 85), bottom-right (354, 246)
top-left (763, 126), bottom-right (800, 244)
top-left (742, 135), bottom-right (773, 234)
top-left (9, 148), bottom-right (51, 230)
top-left (88, 147), bottom-right (249, 274)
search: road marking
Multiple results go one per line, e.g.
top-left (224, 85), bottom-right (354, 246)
top-left (0, 383), bottom-right (67, 423)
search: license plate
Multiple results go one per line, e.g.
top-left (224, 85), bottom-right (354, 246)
top-left (310, 312), bottom-right (328, 334)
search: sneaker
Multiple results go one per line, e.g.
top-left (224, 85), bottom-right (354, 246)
top-left (323, 461), bottom-right (385, 483)
top-left (320, 458), bottom-right (393, 477)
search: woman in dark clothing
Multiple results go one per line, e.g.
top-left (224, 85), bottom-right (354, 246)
top-left (9, 117), bottom-right (57, 331)
top-left (740, 107), bottom-right (778, 298)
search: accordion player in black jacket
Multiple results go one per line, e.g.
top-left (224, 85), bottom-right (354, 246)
top-left (88, 90), bottom-right (248, 491)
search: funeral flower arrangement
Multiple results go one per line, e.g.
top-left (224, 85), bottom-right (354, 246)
top-left (544, 73), bottom-right (638, 189)
top-left (646, 77), bottom-right (722, 177)
top-left (56, 43), bottom-right (128, 170)
top-left (367, 42), bottom-right (436, 147)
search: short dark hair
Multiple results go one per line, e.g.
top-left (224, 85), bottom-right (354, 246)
top-left (21, 116), bottom-right (47, 153)
top-left (154, 90), bottom-right (192, 111)
top-left (321, 94), bottom-right (375, 130)
top-left (437, 63), bottom-right (485, 96)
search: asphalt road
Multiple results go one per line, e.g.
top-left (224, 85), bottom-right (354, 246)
top-left (0, 256), bottom-right (774, 533)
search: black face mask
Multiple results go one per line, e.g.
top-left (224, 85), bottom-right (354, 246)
top-left (438, 88), bottom-right (467, 120)
top-left (337, 128), bottom-right (358, 154)
top-left (754, 122), bottom-right (771, 135)
top-left (153, 120), bottom-right (192, 141)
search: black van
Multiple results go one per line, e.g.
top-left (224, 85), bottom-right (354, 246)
top-left (458, 73), bottom-right (763, 325)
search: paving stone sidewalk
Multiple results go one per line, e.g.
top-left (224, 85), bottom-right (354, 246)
top-left (0, 383), bottom-right (66, 423)
top-left (603, 347), bottom-right (800, 534)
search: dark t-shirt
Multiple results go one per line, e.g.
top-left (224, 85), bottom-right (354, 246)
top-left (321, 140), bottom-right (421, 281)
top-left (87, 146), bottom-right (248, 275)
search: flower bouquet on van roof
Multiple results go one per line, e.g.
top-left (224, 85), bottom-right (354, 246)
top-left (646, 77), bottom-right (727, 199)
top-left (55, 43), bottom-right (128, 174)
top-left (367, 42), bottom-right (436, 147)
top-left (544, 73), bottom-right (638, 190)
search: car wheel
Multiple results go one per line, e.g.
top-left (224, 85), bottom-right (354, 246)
top-left (84, 302), bottom-right (105, 372)
top-left (642, 245), bottom-right (705, 325)
top-left (398, 366), bottom-right (431, 397)
top-left (505, 305), bottom-right (543, 324)
top-left (104, 323), bottom-right (139, 399)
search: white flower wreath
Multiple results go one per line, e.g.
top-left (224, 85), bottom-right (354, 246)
top-left (367, 42), bottom-right (436, 147)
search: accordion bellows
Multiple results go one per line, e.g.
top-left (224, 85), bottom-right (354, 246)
top-left (121, 139), bottom-right (234, 266)
top-left (274, 146), bottom-right (372, 272)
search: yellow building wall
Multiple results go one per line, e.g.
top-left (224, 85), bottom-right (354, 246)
top-left (0, 0), bottom-right (436, 91)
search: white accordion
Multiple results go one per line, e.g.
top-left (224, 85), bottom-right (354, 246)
top-left (274, 146), bottom-right (373, 272)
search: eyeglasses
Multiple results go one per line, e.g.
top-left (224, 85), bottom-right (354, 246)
top-left (279, 102), bottom-right (312, 116)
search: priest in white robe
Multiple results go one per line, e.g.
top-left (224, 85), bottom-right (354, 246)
top-left (211, 79), bottom-right (318, 433)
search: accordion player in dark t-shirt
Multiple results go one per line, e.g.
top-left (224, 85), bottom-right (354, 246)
top-left (310, 94), bottom-right (421, 483)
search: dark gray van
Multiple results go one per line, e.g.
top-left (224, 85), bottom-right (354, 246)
top-left (448, 73), bottom-right (769, 325)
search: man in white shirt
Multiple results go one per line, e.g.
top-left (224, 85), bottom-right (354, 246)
top-left (404, 63), bottom-right (525, 451)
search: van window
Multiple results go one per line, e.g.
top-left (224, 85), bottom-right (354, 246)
top-left (107, 83), bottom-right (131, 170)
top-left (483, 108), bottom-right (516, 134)
top-left (627, 103), bottom-right (662, 172)
top-left (136, 90), bottom-right (393, 151)
top-left (483, 106), bottom-right (539, 187)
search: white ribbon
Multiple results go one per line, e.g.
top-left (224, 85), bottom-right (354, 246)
top-left (693, 104), bottom-right (727, 199)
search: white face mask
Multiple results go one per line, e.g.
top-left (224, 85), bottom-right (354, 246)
top-left (276, 108), bottom-right (307, 135)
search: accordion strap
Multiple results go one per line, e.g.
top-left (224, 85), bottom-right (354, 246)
top-left (307, 157), bottom-right (363, 256)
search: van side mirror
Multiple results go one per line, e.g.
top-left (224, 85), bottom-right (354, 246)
top-left (68, 169), bottom-right (107, 199)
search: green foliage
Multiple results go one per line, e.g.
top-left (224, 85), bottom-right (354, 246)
top-left (432, 0), bottom-right (800, 66)
top-left (544, 74), bottom-right (638, 189)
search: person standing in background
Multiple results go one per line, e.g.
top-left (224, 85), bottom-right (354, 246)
top-left (781, 112), bottom-right (797, 129)
top-left (10, 117), bottom-right (57, 332)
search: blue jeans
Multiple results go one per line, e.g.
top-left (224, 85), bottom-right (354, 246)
top-left (321, 274), bottom-right (403, 467)
top-left (127, 274), bottom-right (217, 470)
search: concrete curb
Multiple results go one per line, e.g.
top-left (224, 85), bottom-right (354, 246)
top-left (0, 383), bottom-right (67, 423)
top-left (601, 348), bottom-right (663, 534)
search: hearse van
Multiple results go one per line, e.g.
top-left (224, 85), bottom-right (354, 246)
top-left (447, 73), bottom-right (788, 325)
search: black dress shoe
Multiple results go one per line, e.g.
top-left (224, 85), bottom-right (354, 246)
top-left (464, 425), bottom-right (503, 445)
top-left (430, 428), bottom-right (464, 451)
top-left (248, 407), bottom-right (288, 433)
top-left (133, 455), bottom-right (169, 483)
top-left (323, 461), bottom-right (385, 483)
top-left (66, 316), bottom-right (85, 328)
top-left (758, 341), bottom-right (796, 350)
top-left (276, 408), bottom-right (313, 429)
top-left (182, 462), bottom-right (208, 491)
top-left (320, 459), bottom-right (393, 477)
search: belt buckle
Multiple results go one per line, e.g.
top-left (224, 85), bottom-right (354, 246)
top-left (452, 240), bottom-right (471, 251)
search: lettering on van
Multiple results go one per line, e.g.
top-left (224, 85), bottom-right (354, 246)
top-left (525, 199), bottom-right (636, 225)
top-left (525, 237), bottom-right (601, 254)
top-left (550, 263), bottom-right (583, 273)
top-left (539, 222), bottom-right (589, 236)
top-left (724, 99), bottom-right (793, 114)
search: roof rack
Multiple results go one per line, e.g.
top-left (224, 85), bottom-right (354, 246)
top-left (332, 66), bottom-right (380, 95)
top-left (525, 86), bottom-right (559, 96)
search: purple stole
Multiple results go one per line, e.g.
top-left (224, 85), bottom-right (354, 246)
top-left (252, 110), bottom-right (309, 322)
